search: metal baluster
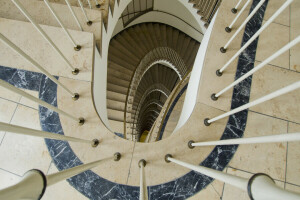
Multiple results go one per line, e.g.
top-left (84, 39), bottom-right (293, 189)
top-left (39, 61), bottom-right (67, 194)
top-left (11, 0), bottom-right (80, 75)
top-left (94, 0), bottom-right (101, 8)
top-left (204, 81), bottom-right (300, 126)
top-left (139, 160), bottom-right (148, 200)
top-left (165, 155), bottom-right (300, 200)
top-left (231, 0), bottom-right (244, 13)
top-left (0, 33), bottom-right (79, 100)
top-left (44, 0), bottom-right (82, 51)
top-left (0, 122), bottom-right (99, 146)
top-left (78, 0), bottom-right (93, 26)
top-left (216, 0), bottom-right (293, 76)
top-left (65, 0), bottom-right (83, 31)
top-left (212, 36), bottom-right (300, 100)
top-left (87, 0), bottom-right (92, 9)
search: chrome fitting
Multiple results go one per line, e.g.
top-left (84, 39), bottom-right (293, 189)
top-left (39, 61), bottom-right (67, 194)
top-left (72, 93), bottom-right (80, 101)
top-left (87, 21), bottom-right (93, 26)
top-left (138, 159), bottom-right (146, 168)
top-left (220, 47), bottom-right (227, 53)
top-left (114, 152), bottom-right (121, 161)
top-left (204, 118), bottom-right (211, 126)
top-left (231, 8), bottom-right (237, 14)
top-left (225, 27), bottom-right (232, 33)
top-left (96, 4), bottom-right (100, 8)
top-left (78, 117), bottom-right (85, 126)
top-left (188, 140), bottom-right (195, 149)
top-left (216, 69), bottom-right (223, 77)
top-left (211, 93), bottom-right (218, 101)
top-left (91, 139), bottom-right (99, 147)
top-left (72, 68), bottom-right (80, 75)
top-left (164, 154), bottom-right (172, 163)
top-left (74, 45), bottom-right (81, 51)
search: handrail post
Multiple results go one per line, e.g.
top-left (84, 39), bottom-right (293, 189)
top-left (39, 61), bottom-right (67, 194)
top-left (11, 0), bottom-right (80, 75)
top-left (164, 155), bottom-right (300, 200)
top-left (205, 81), bottom-right (300, 126)
top-left (43, 0), bottom-right (82, 51)
top-left (213, 36), bottom-right (300, 100)
top-left (224, 0), bottom-right (251, 33)
top-left (231, 0), bottom-right (244, 13)
top-left (87, 0), bottom-right (92, 9)
top-left (190, 132), bottom-right (300, 147)
top-left (77, 0), bottom-right (93, 26)
top-left (139, 159), bottom-right (148, 200)
top-left (65, 0), bottom-right (83, 31)
top-left (217, 0), bottom-right (294, 76)
top-left (0, 79), bottom-right (85, 125)
top-left (221, 0), bottom-right (266, 53)
top-left (0, 122), bottom-right (99, 146)
top-left (0, 33), bottom-right (80, 100)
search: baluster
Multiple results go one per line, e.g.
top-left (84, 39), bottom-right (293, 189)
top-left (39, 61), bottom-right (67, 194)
top-left (205, 81), bottom-right (300, 126)
top-left (94, 0), bottom-right (101, 8)
top-left (0, 79), bottom-right (84, 125)
top-left (44, 0), bottom-right (82, 51)
top-left (221, 0), bottom-right (266, 52)
top-left (65, 0), bottom-right (83, 31)
top-left (231, 0), bottom-right (244, 13)
top-left (0, 122), bottom-right (99, 146)
top-left (87, 0), bottom-right (92, 9)
top-left (139, 159), bottom-right (148, 200)
top-left (11, 0), bottom-right (80, 75)
top-left (0, 153), bottom-right (122, 200)
top-left (212, 36), bottom-right (300, 100)
top-left (164, 155), bottom-right (300, 200)
top-left (78, 0), bottom-right (93, 26)
top-left (216, 0), bottom-right (293, 76)
top-left (224, 0), bottom-right (251, 33)
top-left (0, 33), bottom-right (79, 100)
top-left (188, 132), bottom-right (300, 148)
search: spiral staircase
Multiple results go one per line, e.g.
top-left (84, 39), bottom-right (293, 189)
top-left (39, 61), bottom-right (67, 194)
top-left (0, 0), bottom-right (299, 200)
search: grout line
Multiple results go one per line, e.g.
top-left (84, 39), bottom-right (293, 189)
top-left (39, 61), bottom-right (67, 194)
top-left (248, 110), bottom-right (300, 125)
top-left (126, 141), bottom-right (136, 184)
top-left (0, 104), bottom-right (19, 146)
top-left (0, 97), bottom-right (38, 111)
top-left (262, 19), bottom-right (290, 28)
top-left (58, 75), bottom-right (91, 83)
top-left (210, 181), bottom-right (222, 198)
top-left (284, 122), bottom-right (289, 189)
top-left (46, 161), bottom-right (53, 175)
top-left (0, 167), bottom-right (22, 177)
top-left (220, 167), bottom-right (228, 199)
top-left (254, 60), bottom-right (300, 74)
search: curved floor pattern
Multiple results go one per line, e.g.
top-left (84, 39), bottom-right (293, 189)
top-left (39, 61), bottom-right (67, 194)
top-left (0, 0), bottom-right (268, 199)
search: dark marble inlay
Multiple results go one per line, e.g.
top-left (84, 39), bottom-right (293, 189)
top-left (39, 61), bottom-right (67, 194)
top-left (0, 0), bottom-right (268, 198)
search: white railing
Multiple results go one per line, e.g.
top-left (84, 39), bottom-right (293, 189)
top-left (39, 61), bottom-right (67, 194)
top-left (165, 155), bottom-right (300, 200)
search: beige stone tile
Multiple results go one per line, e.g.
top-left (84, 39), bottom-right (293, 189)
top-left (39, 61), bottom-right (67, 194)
top-left (43, 162), bottom-right (88, 200)
top-left (0, 18), bottom-right (94, 82)
top-left (0, 98), bottom-right (18, 123)
top-left (290, 1), bottom-right (300, 72)
top-left (228, 111), bottom-right (287, 181)
top-left (250, 64), bottom-right (300, 123)
top-left (19, 90), bottom-right (39, 110)
top-left (285, 183), bottom-right (300, 193)
top-left (187, 181), bottom-right (223, 200)
top-left (0, 168), bottom-right (20, 190)
top-left (127, 102), bottom-right (228, 186)
top-left (57, 77), bottom-right (134, 185)
top-left (0, 105), bottom-right (52, 176)
top-left (222, 168), bottom-right (284, 200)
top-left (263, 0), bottom-right (290, 27)
top-left (256, 22), bottom-right (289, 69)
top-left (286, 122), bottom-right (300, 186)
top-left (0, 86), bottom-right (22, 103)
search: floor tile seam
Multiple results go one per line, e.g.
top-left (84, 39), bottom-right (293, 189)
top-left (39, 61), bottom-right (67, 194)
top-left (0, 167), bottom-right (22, 177)
top-left (227, 166), bottom-right (287, 183)
top-left (254, 59), bottom-right (300, 74)
top-left (0, 103), bottom-right (19, 146)
top-left (262, 19), bottom-right (290, 28)
top-left (0, 96), bottom-right (38, 111)
top-left (126, 141), bottom-right (136, 185)
top-left (58, 75), bottom-right (92, 83)
top-left (248, 110), bottom-right (300, 125)
top-left (210, 181), bottom-right (222, 197)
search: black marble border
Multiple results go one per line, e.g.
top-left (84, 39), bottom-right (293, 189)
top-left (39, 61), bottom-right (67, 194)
top-left (0, 0), bottom-right (268, 199)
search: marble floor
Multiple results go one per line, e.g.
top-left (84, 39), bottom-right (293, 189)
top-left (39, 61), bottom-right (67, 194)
top-left (0, 0), bottom-right (299, 199)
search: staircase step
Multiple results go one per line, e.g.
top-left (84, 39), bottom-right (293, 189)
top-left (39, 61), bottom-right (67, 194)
top-left (107, 91), bottom-right (126, 102)
top-left (107, 82), bottom-right (128, 94)
top-left (107, 99), bottom-right (125, 111)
